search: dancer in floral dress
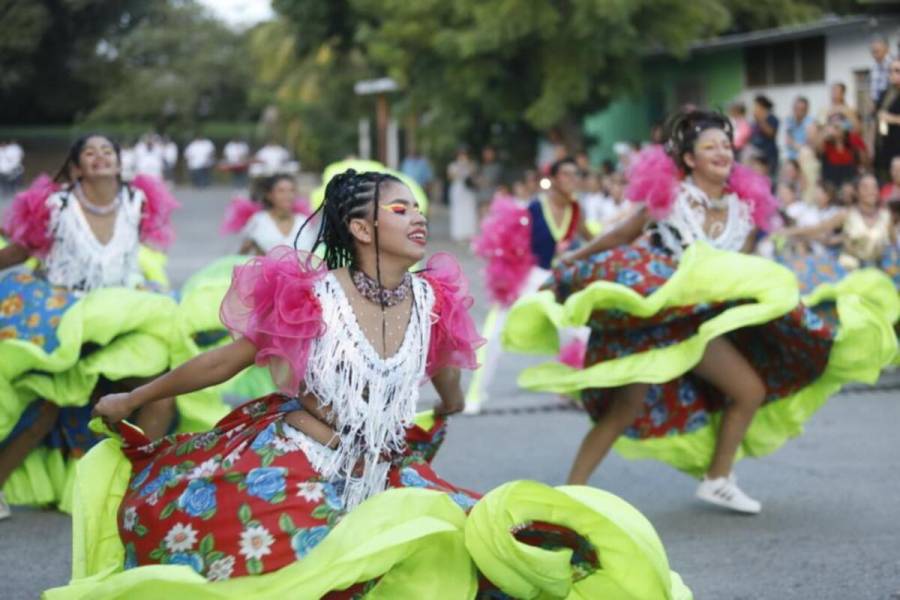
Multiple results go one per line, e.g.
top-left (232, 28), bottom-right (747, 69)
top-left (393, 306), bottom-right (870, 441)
top-left (504, 109), bottom-right (898, 514)
top-left (56, 169), bottom-right (693, 599)
top-left (0, 134), bottom-right (225, 518)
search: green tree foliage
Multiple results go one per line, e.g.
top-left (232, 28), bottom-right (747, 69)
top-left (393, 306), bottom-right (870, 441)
top-left (0, 0), bottom-right (156, 123)
top-left (86, 2), bottom-right (252, 129)
top-left (268, 0), bottom-right (858, 164)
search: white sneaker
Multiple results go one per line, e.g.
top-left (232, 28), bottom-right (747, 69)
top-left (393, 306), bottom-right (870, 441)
top-left (696, 474), bottom-right (761, 514)
top-left (0, 491), bottom-right (10, 520)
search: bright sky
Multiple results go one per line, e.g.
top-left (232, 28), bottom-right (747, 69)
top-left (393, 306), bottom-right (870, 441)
top-left (196, 0), bottom-right (274, 29)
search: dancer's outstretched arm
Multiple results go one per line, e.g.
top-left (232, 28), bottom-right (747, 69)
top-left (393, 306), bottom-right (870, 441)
top-left (431, 367), bottom-right (464, 418)
top-left (561, 206), bottom-right (649, 263)
top-left (93, 338), bottom-right (257, 425)
top-left (0, 243), bottom-right (29, 271)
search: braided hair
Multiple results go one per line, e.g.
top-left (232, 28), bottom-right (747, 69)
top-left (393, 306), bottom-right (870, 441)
top-left (663, 109), bottom-right (733, 173)
top-left (296, 169), bottom-right (405, 352)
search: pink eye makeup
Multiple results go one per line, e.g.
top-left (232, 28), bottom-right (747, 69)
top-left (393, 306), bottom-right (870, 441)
top-left (381, 202), bottom-right (408, 215)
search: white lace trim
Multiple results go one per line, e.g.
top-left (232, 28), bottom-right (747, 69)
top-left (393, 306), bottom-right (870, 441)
top-left (654, 181), bottom-right (754, 258)
top-left (43, 186), bottom-right (145, 292)
top-left (301, 273), bottom-right (434, 510)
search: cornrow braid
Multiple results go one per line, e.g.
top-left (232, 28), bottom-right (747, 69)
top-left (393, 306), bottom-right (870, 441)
top-left (294, 168), bottom-right (404, 355)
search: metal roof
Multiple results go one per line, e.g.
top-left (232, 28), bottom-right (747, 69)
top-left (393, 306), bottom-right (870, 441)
top-left (687, 14), bottom-right (899, 53)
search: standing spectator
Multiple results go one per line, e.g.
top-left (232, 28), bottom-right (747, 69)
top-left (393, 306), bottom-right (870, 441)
top-left (875, 58), bottom-right (900, 181)
top-left (447, 146), bottom-right (478, 242)
top-left (728, 102), bottom-right (752, 160)
top-left (784, 96), bottom-right (813, 162)
top-left (184, 135), bottom-right (216, 188)
top-left (750, 95), bottom-right (779, 178)
top-left (120, 141), bottom-right (137, 181)
top-left (134, 133), bottom-right (166, 179)
top-left (817, 83), bottom-right (860, 132)
top-left (475, 145), bottom-right (503, 214)
top-left (222, 138), bottom-right (251, 187)
top-left (400, 147), bottom-right (434, 194)
top-left (251, 141), bottom-right (295, 177)
top-left (870, 35), bottom-right (894, 109)
top-left (162, 136), bottom-right (178, 183)
top-left (0, 140), bottom-right (24, 197)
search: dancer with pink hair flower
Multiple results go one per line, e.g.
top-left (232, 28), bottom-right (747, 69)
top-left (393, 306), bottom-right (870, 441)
top-left (504, 109), bottom-right (897, 514)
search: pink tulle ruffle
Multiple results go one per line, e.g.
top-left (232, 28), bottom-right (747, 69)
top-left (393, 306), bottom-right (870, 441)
top-left (220, 196), bottom-right (313, 236)
top-left (1, 175), bottom-right (58, 257)
top-left (726, 163), bottom-right (777, 232)
top-left (625, 145), bottom-right (680, 220)
top-left (627, 145), bottom-right (777, 232)
top-left (220, 245), bottom-right (327, 394)
top-left (220, 197), bottom-right (261, 235)
top-left (471, 198), bottom-right (536, 307)
top-left (422, 252), bottom-right (485, 377)
top-left (132, 174), bottom-right (180, 249)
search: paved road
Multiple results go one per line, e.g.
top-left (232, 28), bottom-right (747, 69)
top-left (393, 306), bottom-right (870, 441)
top-left (3, 185), bottom-right (899, 599)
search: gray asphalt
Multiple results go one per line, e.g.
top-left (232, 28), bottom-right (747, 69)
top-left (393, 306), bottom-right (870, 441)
top-left (2, 185), bottom-right (899, 599)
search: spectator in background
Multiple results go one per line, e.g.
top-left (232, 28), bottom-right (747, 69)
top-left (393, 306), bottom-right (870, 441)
top-left (162, 136), bottom-right (178, 183)
top-left (222, 138), bottom-right (251, 187)
top-left (875, 58), bottom-right (900, 181)
top-left (870, 35), bottom-right (893, 109)
top-left (447, 146), bottom-right (479, 242)
top-left (784, 96), bottom-right (813, 162)
top-left (400, 147), bottom-right (434, 191)
top-left (251, 141), bottom-right (295, 177)
top-left (120, 142), bottom-right (137, 181)
top-left (649, 122), bottom-right (665, 146)
top-left (184, 135), bottom-right (216, 188)
top-left (818, 83), bottom-right (860, 132)
top-left (134, 133), bottom-right (166, 179)
top-left (0, 139), bottom-right (24, 197)
top-left (816, 120), bottom-right (867, 187)
top-left (880, 155), bottom-right (900, 202)
top-left (728, 102), bottom-right (752, 160)
top-left (524, 169), bottom-right (541, 197)
top-left (475, 145), bottom-right (503, 214)
top-left (778, 158), bottom-right (803, 198)
top-left (750, 95), bottom-right (779, 178)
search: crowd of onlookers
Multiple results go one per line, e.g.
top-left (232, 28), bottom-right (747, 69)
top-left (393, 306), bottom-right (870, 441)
top-left (119, 133), bottom-right (298, 188)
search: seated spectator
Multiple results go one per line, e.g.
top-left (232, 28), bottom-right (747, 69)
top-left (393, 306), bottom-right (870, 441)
top-left (816, 121), bottom-right (867, 186)
top-left (880, 155), bottom-right (900, 202)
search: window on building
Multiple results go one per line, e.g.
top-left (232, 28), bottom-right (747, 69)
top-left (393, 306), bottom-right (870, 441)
top-left (743, 35), bottom-right (825, 87)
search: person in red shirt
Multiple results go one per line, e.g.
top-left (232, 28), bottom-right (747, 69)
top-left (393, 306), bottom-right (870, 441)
top-left (816, 121), bottom-right (867, 186)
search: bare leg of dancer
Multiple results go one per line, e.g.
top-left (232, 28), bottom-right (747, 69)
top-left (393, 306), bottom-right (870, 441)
top-left (567, 383), bottom-right (649, 485)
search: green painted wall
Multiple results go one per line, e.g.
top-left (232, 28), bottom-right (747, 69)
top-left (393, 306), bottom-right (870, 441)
top-left (585, 48), bottom-right (743, 163)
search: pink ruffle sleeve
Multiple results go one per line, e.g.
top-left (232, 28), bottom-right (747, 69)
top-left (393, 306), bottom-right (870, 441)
top-left (625, 144), bottom-right (680, 220)
top-left (421, 252), bottom-right (485, 377)
top-left (471, 198), bottom-right (536, 307)
top-left (132, 174), bottom-right (180, 250)
top-left (1, 175), bottom-right (58, 257)
top-left (219, 246), bottom-right (328, 394)
top-left (726, 163), bottom-right (777, 232)
top-left (220, 196), bottom-right (261, 235)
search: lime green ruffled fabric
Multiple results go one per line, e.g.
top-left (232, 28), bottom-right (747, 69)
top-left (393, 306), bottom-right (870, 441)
top-left (137, 246), bottom-right (170, 289)
top-left (177, 255), bottom-right (277, 399)
top-left (43, 416), bottom-right (691, 600)
top-left (466, 480), bottom-right (691, 599)
top-left (1, 287), bottom-right (229, 509)
top-left (503, 243), bottom-right (899, 476)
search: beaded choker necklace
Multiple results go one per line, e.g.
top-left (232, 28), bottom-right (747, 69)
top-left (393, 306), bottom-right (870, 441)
top-left (75, 183), bottom-right (121, 216)
top-left (351, 268), bottom-right (412, 307)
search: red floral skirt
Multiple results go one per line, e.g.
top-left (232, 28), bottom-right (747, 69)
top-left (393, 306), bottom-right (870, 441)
top-left (548, 243), bottom-right (836, 439)
top-left (117, 394), bottom-right (478, 583)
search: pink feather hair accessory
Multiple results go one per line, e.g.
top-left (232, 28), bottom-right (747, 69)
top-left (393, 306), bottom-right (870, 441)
top-left (1, 174), bottom-right (59, 257)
